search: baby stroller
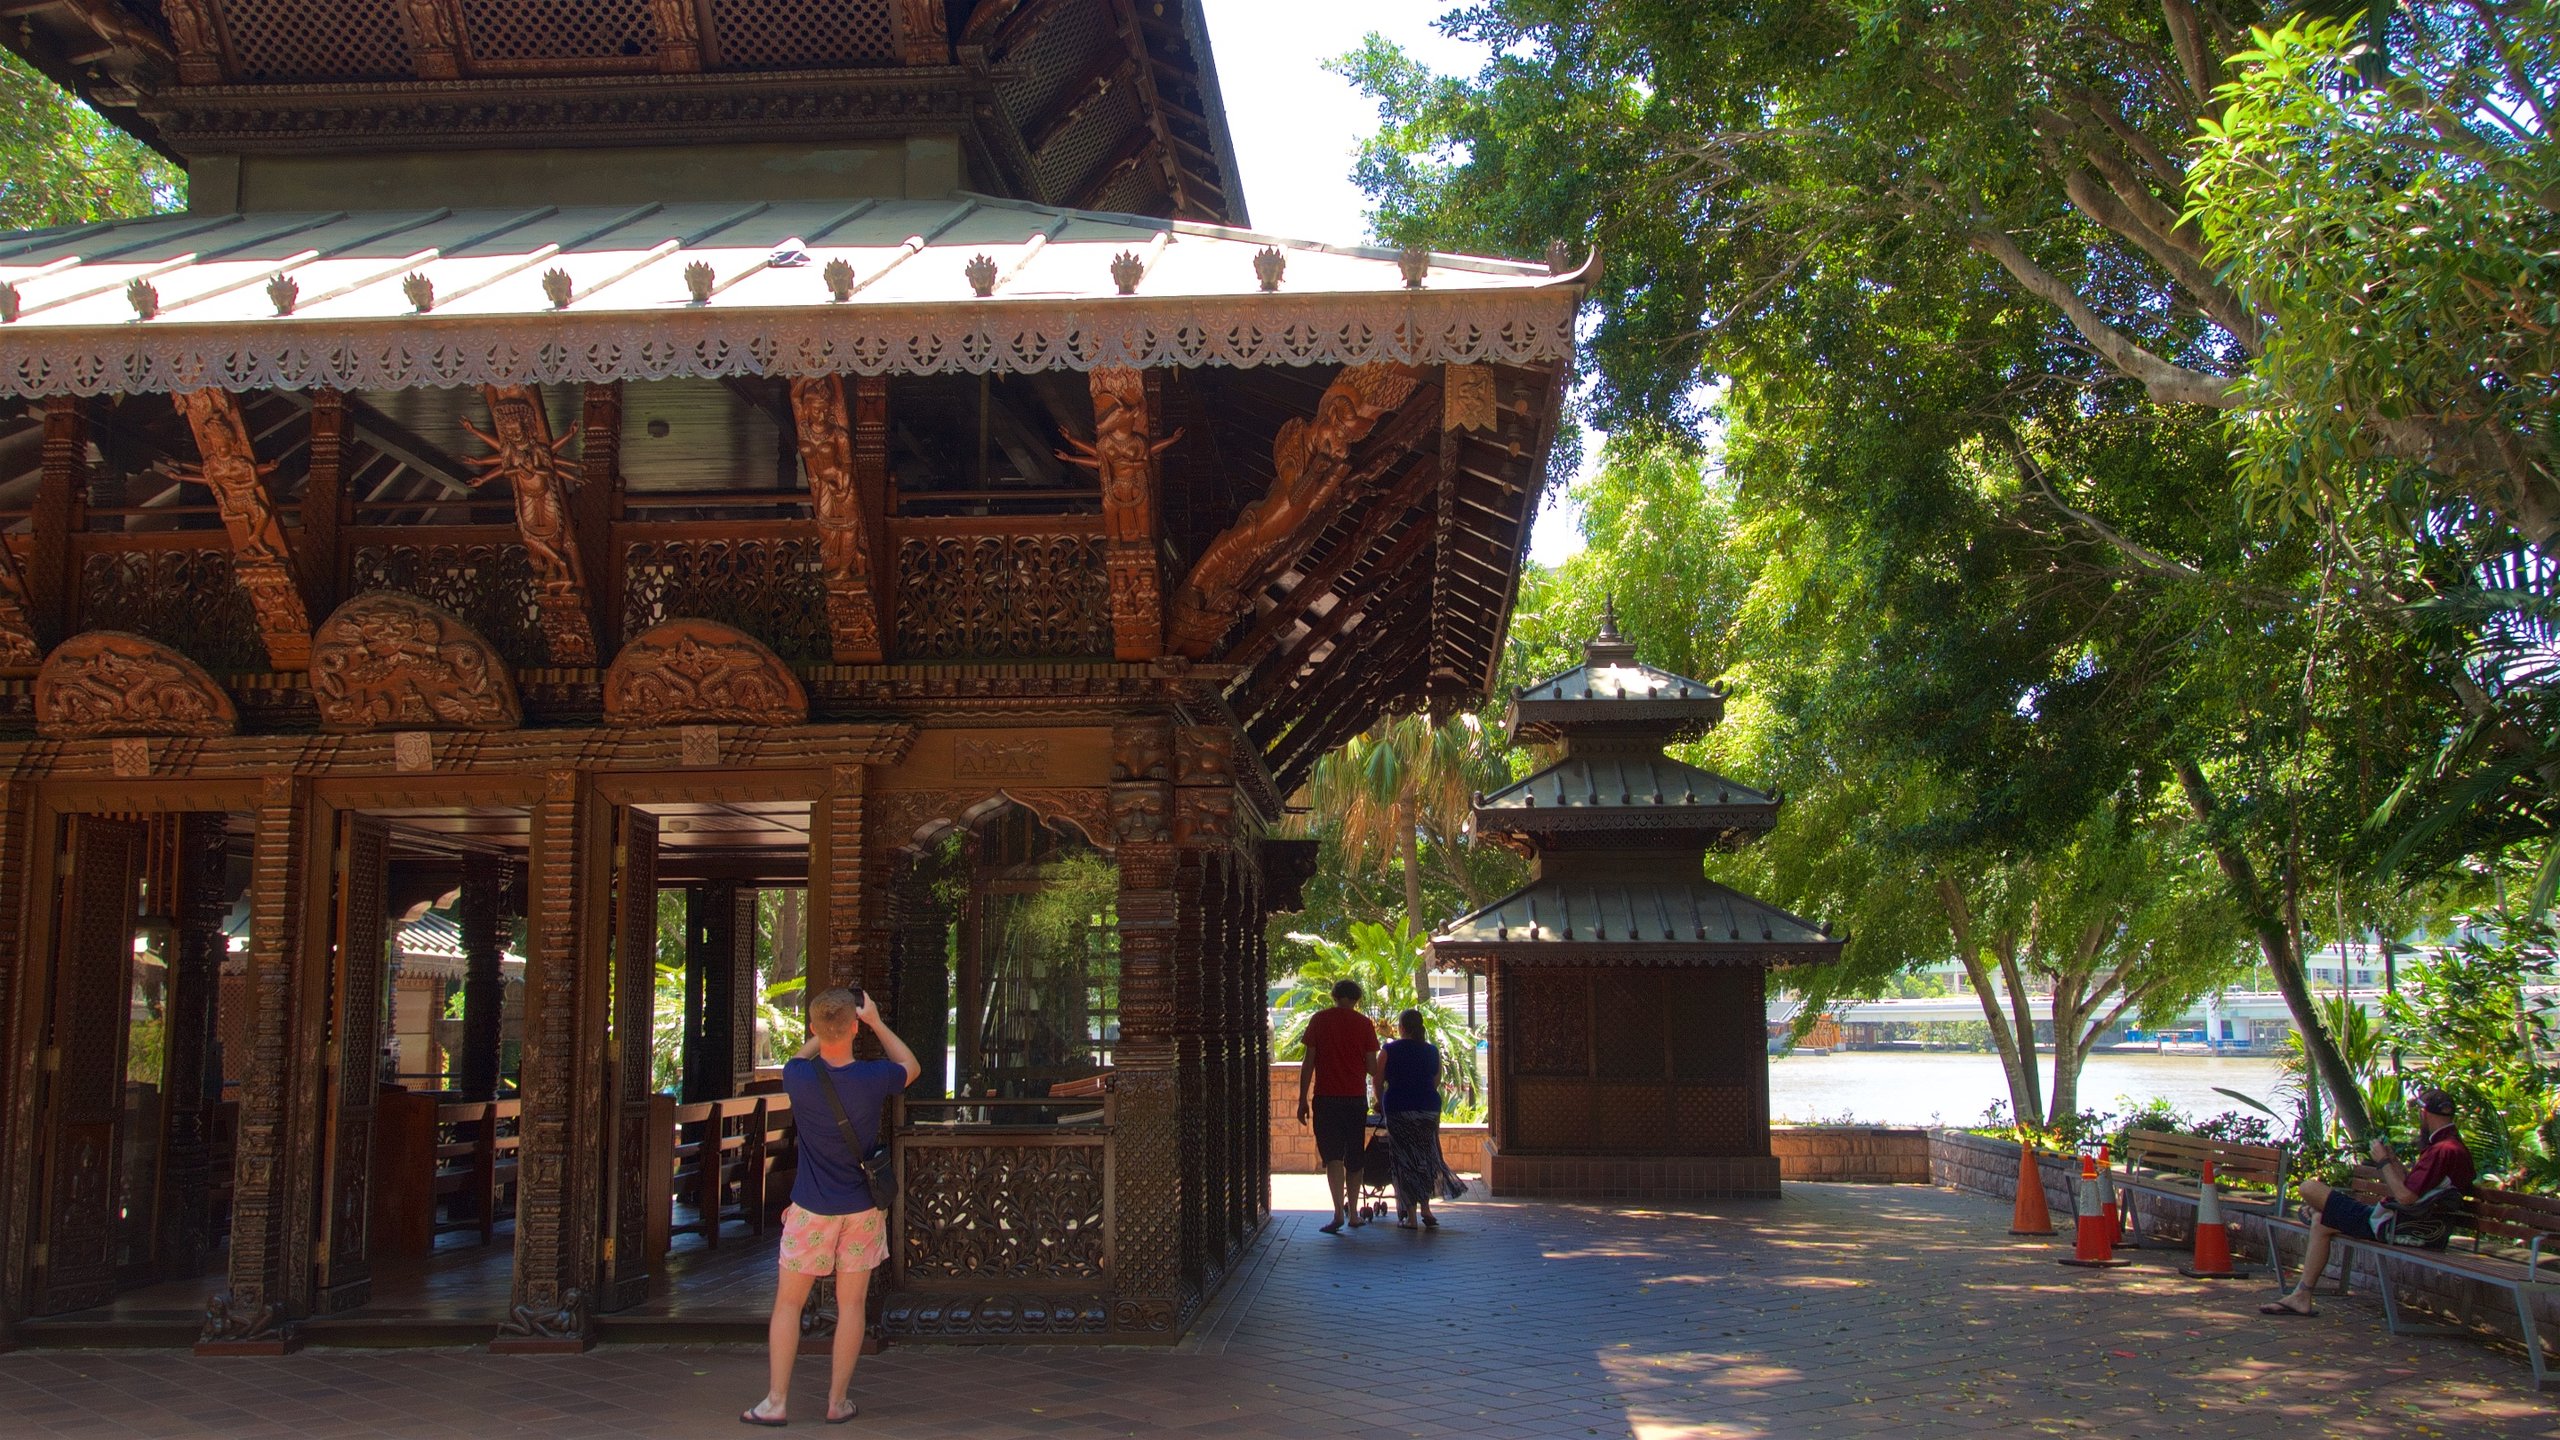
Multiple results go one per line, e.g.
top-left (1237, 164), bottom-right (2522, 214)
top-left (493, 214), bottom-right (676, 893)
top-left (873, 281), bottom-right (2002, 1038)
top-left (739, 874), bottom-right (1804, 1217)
top-left (1353, 1116), bottom-right (1396, 1224)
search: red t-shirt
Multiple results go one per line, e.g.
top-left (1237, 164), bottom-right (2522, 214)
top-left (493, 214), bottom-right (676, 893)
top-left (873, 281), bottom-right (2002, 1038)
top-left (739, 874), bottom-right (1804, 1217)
top-left (1302, 1006), bottom-right (1379, 1098)
top-left (2406, 1123), bottom-right (2476, 1197)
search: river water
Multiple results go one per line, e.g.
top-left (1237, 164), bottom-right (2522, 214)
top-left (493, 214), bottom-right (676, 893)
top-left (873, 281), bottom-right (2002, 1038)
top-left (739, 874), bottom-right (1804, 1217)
top-left (1769, 1050), bottom-right (2290, 1128)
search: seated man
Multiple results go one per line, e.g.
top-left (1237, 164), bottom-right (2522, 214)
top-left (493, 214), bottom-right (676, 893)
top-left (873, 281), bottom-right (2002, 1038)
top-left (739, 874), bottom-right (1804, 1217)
top-left (2261, 1086), bottom-right (2474, 1318)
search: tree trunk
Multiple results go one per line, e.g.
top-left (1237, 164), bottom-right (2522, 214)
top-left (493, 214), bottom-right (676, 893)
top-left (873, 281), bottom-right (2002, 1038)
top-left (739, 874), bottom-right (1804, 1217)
top-left (2174, 759), bottom-right (2374, 1141)
top-left (770, 889), bottom-right (805, 987)
top-left (1398, 792), bottom-right (1424, 968)
top-left (1940, 878), bottom-right (2042, 1130)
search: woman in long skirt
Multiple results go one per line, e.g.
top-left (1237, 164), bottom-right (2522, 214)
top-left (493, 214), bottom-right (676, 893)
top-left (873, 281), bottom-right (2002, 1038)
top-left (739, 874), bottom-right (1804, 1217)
top-left (1380, 1008), bottom-right (1456, 1228)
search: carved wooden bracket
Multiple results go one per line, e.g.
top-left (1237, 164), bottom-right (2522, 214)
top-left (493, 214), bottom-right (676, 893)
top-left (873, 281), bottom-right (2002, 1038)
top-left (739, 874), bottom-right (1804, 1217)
top-left (890, 0), bottom-right (951, 65)
top-left (464, 385), bottom-right (598, 666)
top-left (1061, 367), bottom-right (1175, 662)
top-left (651, 0), bottom-right (703, 72)
top-left (397, 0), bottom-right (466, 81)
top-left (173, 389), bottom-right (315, 670)
top-left (36, 631), bottom-right (239, 739)
top-left (157, 0), bottom-right (226, 84)
top-left (309, 591), bottom-right (522, 732)
top-left (787, 375), bottom-right (887, 663)
top-left (1164, 363), bottom-right (1424, 659)
top-left (0, 539), bottom-right (46, 671)
top-left (602, 619), bottom-right (808, 727)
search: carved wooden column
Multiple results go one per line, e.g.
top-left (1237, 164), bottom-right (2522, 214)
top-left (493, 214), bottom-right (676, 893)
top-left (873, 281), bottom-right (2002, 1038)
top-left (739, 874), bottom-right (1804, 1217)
top-left (467, 387), bottom-right (598, 667)
top-left (175, 389), bottom-right (314, 670)
top-left (886, 861), bottom-right (950, 1099)
top-left (1070, 367), bottom-right (1170, 661)
top-left (577, 385), bottom-right (624, 658)
top-left (819, 764), bottom-right (871, 997)
top-left (27, 395), bottom-right (83, 647)
top-left (156, 813), bottom-right (228, 1282)
top-left (456, 852), bottom-right (506, 1101)
top-left (0, 771), bottom-right (40, 1344)
top-left (200, 775), bottom-right (315, 1353)
top-left (682, 882), bottom-right (756, 1103)
top-left (497, 770), bottom-right (606, 1352)
top-left (789, 377), bottom-right (888, 664)
top-left (1107, 720), bottom-right (1179, 1337)
top-left (1170, 846), bottom-right (1208, 1293)
top-left (299, 391), bottom-right (349, 621)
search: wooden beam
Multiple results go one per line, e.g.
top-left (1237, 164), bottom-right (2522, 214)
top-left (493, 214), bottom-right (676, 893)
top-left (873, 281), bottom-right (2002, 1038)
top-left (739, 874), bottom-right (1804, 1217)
top-left (576, 384), bottom-right (623, 656)
top-left (888, 0), bottom-right (949, 65)
top-left (17, 395), bottom-right (77, 653)
top-left (788, 374), bottom-right (887, 663)
top-left (1166, 365), bottom-right (1431, 659)
top-left (1222, 446), bottom-right (1438, 666)
top-left (1241, 520), bottom-right (1433, 726)
top-left (1106, 0), bottom-right (1190, 216)
top-left (298, 390), bottom-right (348, 621)
top-left (1062, 366), bottom-right (1172, 661)
top-left (175, 388), bottom-right (314, 670)
top-left (1027, 53), bottom-right (1136, 157)
top-left (464, 386), bottom-right (598, 666)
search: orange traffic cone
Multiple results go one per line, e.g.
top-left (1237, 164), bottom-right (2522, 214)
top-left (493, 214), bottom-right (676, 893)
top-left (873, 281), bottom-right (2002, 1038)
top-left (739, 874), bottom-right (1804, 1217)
top-left (2179, 1160), bottom-right (2254, 1279)
top-left (2009, 1139), bottom-right (2055, 1236)
top-left (2097, 1143), bottom-right (2120, 1237)
top-left (2058, 1153), bottom-right (2131, 1269)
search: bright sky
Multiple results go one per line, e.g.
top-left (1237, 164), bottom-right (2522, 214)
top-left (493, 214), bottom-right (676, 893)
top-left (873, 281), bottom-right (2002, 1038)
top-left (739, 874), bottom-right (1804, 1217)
top-left (1194, 0), bottom-right (1589, 567)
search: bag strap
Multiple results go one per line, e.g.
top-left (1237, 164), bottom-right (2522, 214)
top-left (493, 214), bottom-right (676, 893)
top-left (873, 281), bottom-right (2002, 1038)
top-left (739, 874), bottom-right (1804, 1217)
top-left (811, 1061), bottom-right (864, 1156)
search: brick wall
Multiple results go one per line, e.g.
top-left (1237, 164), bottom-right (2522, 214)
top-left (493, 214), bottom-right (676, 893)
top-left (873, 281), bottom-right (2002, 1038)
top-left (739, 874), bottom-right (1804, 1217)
top-left (1267, 1063), bottom-right (1486, 1175)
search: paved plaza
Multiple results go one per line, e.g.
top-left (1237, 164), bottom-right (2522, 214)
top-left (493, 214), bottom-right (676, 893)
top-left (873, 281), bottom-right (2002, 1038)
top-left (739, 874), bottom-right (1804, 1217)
top-left (1, 1177), bottom-right (2550, 1438)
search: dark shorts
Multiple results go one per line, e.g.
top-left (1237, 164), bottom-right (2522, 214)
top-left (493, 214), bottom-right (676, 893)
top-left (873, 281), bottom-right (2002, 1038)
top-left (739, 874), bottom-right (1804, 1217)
top-left (1311, 1095), bottom-right (1368, 1165)
top-left (2319, 1187), bottom-right (2379, 1240)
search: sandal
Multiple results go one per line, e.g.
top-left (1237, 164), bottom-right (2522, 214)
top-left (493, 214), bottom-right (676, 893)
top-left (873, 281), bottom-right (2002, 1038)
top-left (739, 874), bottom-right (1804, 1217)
top-left (2258, 1299), bottom-right (2316, 1318)
top-left (740, 1405), bottom-right (788, 1428)
top-left (1318, 1217), bottom-right (1344, 1235)
top-left (827, 1401), bottom-right (859, 1425)
top-left (1396, 1216), bottom-right (1417, 1229)
top-left (1421, 1212), bottom-right (1439, 1229)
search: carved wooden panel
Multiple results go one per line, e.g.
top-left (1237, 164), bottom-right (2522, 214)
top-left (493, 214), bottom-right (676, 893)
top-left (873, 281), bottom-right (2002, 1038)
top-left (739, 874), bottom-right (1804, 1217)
top-left (315, 812), bottom-right (390, 1313)
top-left (0, 535), bottom-right (44, 669)
top-left (32, 816), bottom-right (144, 1317)
top-left (620, 535), bottom-right (828, 665)
top-left (898, 1141), bottom-right (1107, 1284)
top-left (349, 540), bottom-right (547, 669)
top-left (35, 631), bottom-right (240, 739)
top-left (787, 374), bottom-right (886, 663)
top-left (602, 618), bottom-right (808, 727)
top-left (173, 389), bottom-right (314, 669)
top-left (1594, 971), bottom-right (1662, 1081)
top-left (309, 591), bottom-right (521, 731)
top-left (76, 549), bottom-right (267, 675)
top-left (710, 0), bottom-right (896, 69)
top-left (894, 534), bottom-right (1110, 659)
top-left (216, 0), bottom-right (416, 81)
top-left (460, 0), bottom-right (656, 70)
top-left (1061, 367), bottom-right (1172, 661)
top-left (1503, 968), bottom-right (1589, 1078)
top-left (1672, 1085), bottom-right (1754, 1154)
top-left (602, 806), bottom-right (659, 1313)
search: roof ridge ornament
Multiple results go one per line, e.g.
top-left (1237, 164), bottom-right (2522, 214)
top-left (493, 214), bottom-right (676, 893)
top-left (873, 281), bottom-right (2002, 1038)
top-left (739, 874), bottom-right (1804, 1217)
top-left (403, 272), bottom-right (434, 312)
top-left (266, 272), bottom-right (298, 316)
top-left (1253, 245), bottom-right (1285, 292)
top-left (1109, 250), bottom-right (1145, 295)
top-left (683, 260), bottom-right (714, 305)
top-left (964, 253), bottom-right (998, 297)
top-left (1399, 246), bottom-right (1430, 289)
top-left (822, 257), bottom-right (856, 303)
top-left (125, 276), bottom-right (158, 321)
top-left (1585, 594), bottom-right (1636, 666)
top-left (541, 268), bottom-right (574, 310)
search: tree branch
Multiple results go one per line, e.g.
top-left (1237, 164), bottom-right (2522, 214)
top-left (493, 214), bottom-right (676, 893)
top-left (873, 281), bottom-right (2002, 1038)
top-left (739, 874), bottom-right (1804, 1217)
top-left (1963, 226), bottom-right (2241, 407)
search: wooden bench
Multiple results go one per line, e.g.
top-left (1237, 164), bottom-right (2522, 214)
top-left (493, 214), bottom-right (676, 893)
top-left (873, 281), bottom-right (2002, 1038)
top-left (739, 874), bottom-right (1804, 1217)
top-left (2258, 1166), bottom-right (2560, 1388)
top-left (2110, 1130), bottom-right (2289, 1246)
top-left (669, 1096), bottom-right (772, 1249)
top-left (756, 1096), bottom-right (797, 1218)
top-left (372, 1094), bottom-right (521, 1257)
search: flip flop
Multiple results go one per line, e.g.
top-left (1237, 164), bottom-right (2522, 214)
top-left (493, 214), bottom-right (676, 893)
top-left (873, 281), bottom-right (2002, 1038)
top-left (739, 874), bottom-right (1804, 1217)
top-left (827, 1402), bottom-right (859, 1425)
top-left (1318, 1218), bottom-right (1343, 1235)
top-left (2258, 1300), bottom-right (2316, 1318)
top-left (740, 1407), bottom-right (788, 1427)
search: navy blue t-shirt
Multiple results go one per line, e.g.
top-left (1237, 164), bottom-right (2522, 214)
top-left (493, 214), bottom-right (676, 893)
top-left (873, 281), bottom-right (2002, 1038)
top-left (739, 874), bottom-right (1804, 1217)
top-left (782, 1055), bottom-right (907, 1215)
top-left (1380, 1038), bottom-right (1441, 1114)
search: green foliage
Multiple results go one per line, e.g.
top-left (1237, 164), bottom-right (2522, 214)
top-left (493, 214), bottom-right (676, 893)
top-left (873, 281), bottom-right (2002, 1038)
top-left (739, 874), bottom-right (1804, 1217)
top-left (1275, 919), bottom-right (1482, 1115)
top-left (0, 52), bottom-right (180, 227)
top-left (2384, 910), bottom-right (2560, 1186)
top-left (125, 1016), bottom-right (164, 1088)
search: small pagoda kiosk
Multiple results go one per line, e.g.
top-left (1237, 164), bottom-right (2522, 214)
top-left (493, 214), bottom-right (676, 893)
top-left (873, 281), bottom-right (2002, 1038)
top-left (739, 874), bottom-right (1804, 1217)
top-left (1432, 607), bottom-right (1842, 1199)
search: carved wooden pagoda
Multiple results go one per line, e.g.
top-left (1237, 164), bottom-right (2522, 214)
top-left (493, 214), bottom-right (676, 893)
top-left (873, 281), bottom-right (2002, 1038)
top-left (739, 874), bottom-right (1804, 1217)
top-left (1433, 609), bottom-right (1840, 1200)
top-left (0, 1), bottom-right (1575, 1352)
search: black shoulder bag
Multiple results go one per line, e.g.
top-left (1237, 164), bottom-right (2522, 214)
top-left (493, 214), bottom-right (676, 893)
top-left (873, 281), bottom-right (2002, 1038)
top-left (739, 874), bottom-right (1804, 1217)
top-left (815, 1067), bottom-right (895, 1204)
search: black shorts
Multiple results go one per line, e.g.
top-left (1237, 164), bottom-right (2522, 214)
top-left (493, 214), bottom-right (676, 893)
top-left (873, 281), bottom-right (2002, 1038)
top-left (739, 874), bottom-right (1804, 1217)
top-left (1311, 1095), bottom-right (1368, 1165)
top-left (2319, 1187), bottom-right (2379, 1240)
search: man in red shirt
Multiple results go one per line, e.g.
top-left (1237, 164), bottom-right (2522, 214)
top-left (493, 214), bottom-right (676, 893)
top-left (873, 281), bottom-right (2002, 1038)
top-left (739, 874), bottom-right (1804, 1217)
top-left (2262, 1086), bottom-right (2475, 1318)
top-left (1296, 978), bottom-right (1383, 1234)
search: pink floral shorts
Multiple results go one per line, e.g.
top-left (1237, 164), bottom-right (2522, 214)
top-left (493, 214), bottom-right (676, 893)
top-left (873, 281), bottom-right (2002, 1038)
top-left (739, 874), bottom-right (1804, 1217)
top-left (778, 1204), bottom-right (888, 1277)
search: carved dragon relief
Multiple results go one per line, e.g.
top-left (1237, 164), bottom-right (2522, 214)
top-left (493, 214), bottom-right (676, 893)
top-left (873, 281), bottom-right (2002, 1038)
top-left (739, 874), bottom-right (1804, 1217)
top-left (602, 619), bottom-right (808, 728)
top-left (787, 374), bottom-right (886, 663)
top-left (1164, 363), bottom-right (1424, 659)
top-left (308, 591), bottom-right (521, 732)
top-left (171, 388), bottom-right (314, 670)
top-left (1060, 367), bottom-right (1178, 662)
top-left (463, 385), bottom-right (598, 666)
top-left (35, 631), bottom-right (239, 739)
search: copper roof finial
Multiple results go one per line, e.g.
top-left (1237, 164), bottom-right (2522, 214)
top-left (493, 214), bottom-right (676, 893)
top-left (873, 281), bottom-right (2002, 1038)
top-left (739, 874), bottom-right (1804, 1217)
top-left (964, 253), bottom-right (998, 297)
top-left (1584, 593), bottom-right (1636, 666)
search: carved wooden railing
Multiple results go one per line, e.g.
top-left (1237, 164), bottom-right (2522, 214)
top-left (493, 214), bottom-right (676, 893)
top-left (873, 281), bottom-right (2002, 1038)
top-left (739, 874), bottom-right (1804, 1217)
top-left (889, 1096), bottom-right (1114, 1293)
top-left (345, 524), bottom-right (549, 669)
top-left (888, 517), bottom-right (1111, 661)
top-left (618, 520), bottom-right (827, 665)
top-left (66, 531), bottom-right (267, 674)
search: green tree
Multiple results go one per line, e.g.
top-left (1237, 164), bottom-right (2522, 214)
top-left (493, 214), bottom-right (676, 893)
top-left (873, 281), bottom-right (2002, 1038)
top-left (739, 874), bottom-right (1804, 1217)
top-left (0, 51), bottom-right (178, 227)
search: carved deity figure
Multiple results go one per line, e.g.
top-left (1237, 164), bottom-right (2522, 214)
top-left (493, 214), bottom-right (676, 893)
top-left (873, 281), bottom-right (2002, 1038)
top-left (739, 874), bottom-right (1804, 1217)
top-left (463, 386), bottom-right (595, 664)
top-left (1058, 367), bottom-right (1179, 547)
top-left (1165, 363), bottom-right (1422, 657)
top-left (399, 0), bottom-right (460, 50)
top-left (787, 375), bottom-right (885, 662)
top-left (171, 388), bottom-right (312, 666)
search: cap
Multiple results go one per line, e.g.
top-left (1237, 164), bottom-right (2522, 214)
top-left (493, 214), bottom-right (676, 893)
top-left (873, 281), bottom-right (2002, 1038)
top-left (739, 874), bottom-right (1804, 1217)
top-left (2414, 1086), bottom-right (2456, 1117)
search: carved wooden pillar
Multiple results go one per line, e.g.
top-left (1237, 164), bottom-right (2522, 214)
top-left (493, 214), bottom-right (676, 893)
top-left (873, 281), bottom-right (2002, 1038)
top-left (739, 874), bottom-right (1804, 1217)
top-left (28, 396), bottom-right (82, 647)
top-left (1107, 719), bottom-right (1178, 1337)
top-left (1075, 367), bottom-right (1167, 661)
top-left (496, 770), bottom-right (606, 1352)
top-left (652, 0), bottom-right (703, 71)
top-left (578, 385), bottom-right (624, 658)
top-left (1170, 846), bottom-right (1207, 1293)
top-left (200, 775), bottom-right (314, 1353)
top-left (457, 852), bottom-right (506, 1102)
top-left (300, 391), bottom-right (349, 620)
top-left (0, 773), bottom-right (40, 1343)
top-left (818, 765), bottom-right (870, 997)
top-left (396, 0), bottom-right (464, 80)
top-left (682, 882), bottom-right (756, 1103)
top-left (156, 813), bottom-right (228, 1282)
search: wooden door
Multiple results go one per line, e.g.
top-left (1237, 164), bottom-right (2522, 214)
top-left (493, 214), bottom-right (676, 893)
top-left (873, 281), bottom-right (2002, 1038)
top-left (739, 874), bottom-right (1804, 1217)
top-left (30, 815), bottom-right (146, 1317)
top-left (314, 812), bottom-right (390, 1312)
top-left (599, 807), bottom-right (659, 1312)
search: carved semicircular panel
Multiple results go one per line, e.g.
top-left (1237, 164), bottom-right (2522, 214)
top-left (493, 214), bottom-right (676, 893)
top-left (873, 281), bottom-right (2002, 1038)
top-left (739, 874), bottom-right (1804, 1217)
top-left (35, 631), bottom-right (240, 739)
top-left (309, 590), bottom-right (523, 733)
top-left (602, 618), bottom-right (808, 728)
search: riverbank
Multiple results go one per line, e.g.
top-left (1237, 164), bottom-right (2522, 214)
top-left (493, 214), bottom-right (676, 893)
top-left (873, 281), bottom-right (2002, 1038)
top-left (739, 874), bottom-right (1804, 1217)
top-left (1771, 1049), bottom-right (2288, 1127)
